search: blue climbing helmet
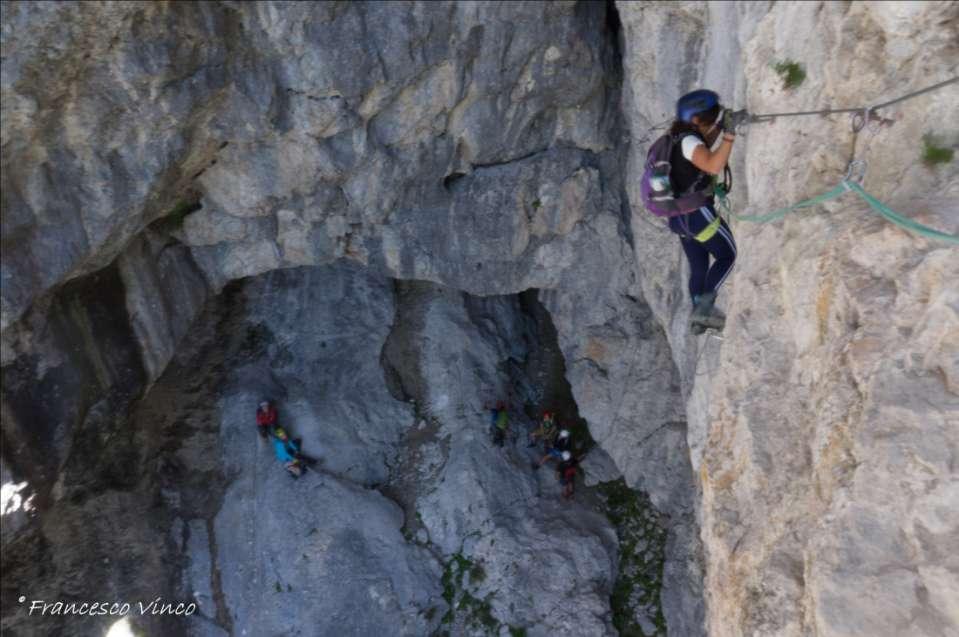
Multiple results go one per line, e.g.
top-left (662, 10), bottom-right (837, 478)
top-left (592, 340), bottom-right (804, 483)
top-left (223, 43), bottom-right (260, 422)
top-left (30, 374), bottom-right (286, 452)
top-left (677, 89), bottom-right (719, 122)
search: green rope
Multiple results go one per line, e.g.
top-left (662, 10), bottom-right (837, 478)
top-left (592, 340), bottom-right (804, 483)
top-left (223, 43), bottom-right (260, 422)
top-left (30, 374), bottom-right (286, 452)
top-left (721, 184), bottom-right (848, 224)
top-left (715, 184), bottom-right (959, 245)
top-left (845, 182), bottom-right (959, 245)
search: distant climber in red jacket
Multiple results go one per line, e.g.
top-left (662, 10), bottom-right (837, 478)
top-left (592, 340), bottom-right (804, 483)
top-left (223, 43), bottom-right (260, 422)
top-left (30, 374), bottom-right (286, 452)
top-left (558, 453), bottom-right (580, 500)
top-left (256, 400), bottom-right (277, 439)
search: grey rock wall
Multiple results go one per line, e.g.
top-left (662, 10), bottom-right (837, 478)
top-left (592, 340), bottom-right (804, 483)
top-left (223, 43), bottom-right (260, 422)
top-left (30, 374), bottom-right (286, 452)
top-left (618, 2), bottom-right (959, 636)
top-left (7, 1), bottom-right (949, 635)
top-left (2, 1), bottom-right (692, 636)
top-left (1, 0), bottom-right (622, 334)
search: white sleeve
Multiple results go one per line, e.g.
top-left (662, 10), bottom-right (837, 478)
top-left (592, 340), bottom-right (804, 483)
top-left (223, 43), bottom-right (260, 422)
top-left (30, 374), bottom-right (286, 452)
top-left (681, 135), bottom-right (705, 161)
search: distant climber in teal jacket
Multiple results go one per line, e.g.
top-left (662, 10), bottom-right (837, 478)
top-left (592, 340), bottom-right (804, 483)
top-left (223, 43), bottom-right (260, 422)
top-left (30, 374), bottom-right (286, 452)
top-left (270, 426), bottom-right (316, 478)
top-left (272, 427), bottom-right (301, 463)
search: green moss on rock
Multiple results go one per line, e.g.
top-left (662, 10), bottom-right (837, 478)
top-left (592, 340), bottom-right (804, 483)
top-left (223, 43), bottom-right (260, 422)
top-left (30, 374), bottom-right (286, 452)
top-left (922, 134), bottom-right (954, 166)
top-left (773, 60), bottom-right (806, 90)
top-left (439, 553), bottom-right (500, 634)
top-left (599, 479), bottom-right (668, 636)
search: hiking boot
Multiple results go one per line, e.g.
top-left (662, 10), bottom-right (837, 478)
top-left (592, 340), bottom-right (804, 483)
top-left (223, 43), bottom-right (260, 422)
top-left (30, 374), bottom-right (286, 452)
top-left (696, 308), bottom-right (726, 331)
top-left (691, 292), bottom-right (726, 332)
top-left (691, 311), bottom-right (726, 332)
top-left (691, 292), bottom-right (716, 319)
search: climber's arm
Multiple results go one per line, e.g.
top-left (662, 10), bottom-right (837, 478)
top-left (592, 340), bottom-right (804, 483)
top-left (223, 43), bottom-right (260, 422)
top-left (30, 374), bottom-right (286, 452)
top-left (690, 132), bottom-right (736, 175)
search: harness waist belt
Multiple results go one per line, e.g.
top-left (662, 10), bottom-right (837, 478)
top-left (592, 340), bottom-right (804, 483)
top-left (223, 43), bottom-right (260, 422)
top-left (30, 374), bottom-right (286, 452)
top-left (694, 215), bottom-right (722, 242)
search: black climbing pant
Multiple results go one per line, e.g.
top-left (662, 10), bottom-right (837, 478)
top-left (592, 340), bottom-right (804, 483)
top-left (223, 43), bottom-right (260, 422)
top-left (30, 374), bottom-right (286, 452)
top-left (668, 203), bottom-right (737, 304)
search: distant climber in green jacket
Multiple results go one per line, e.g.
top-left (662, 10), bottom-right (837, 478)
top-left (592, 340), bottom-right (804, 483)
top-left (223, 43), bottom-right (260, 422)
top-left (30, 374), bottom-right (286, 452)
top-left (488, 401), bottom-right (509, 447)
top-left (527, 410), bottom-right (557, 448)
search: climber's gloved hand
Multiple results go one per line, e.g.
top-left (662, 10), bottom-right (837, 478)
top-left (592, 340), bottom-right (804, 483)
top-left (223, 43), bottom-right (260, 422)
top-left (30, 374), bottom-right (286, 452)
top-left (725, 109), bottom-right (750, 132)
top-left (720, 109), bottom-right (733, 132)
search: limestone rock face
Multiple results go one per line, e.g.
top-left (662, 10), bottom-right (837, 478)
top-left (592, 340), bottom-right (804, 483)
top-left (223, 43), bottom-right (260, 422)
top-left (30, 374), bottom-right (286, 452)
top-left (2, 1), bottom-right (957, 636)
top-left (2, 2), bottom-right (677, 635)
top-left (618, 2), bottom-right (959, 636)
top-left (0, 0), bottom-right (619, 334)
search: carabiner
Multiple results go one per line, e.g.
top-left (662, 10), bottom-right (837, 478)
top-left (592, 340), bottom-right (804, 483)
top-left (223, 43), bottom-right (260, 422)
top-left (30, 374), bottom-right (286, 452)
top-left (851, 108), bottom-right (872, 133)
top-left (843, 159), bottom-right (868, 186)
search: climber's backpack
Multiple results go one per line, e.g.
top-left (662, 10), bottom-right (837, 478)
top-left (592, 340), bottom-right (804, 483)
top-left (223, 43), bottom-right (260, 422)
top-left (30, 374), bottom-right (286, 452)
top-left (640, 133), bottom-right (712, 218)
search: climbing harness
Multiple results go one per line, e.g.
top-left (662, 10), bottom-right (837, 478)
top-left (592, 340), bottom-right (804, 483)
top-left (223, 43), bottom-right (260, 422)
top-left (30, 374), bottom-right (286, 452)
top-left (671, 167), bottom-right (732, 242)
top-left (693, 214), bottom-right (722, 243)
top-left (688, 170), bottom-right (731, 243)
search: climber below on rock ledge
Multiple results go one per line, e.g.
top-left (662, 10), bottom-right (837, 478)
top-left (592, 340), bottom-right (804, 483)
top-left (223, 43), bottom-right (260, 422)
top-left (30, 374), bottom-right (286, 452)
top-left (256, 400), bottom-right (278, 439)
top-left (557, 451), bottom-right (580, 500)
top-left (527, 410), bottom-right (557, 448)
top-left (488, 401), bottom-right (510, 447)
top-left (667, 89), bottom-right (739, 334)
top-left (534, 428), bottom-right (572, 469)
top-left (271, 426), bottom-right (317, 478)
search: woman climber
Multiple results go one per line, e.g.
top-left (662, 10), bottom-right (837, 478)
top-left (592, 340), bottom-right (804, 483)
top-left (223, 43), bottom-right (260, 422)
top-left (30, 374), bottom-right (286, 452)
top-left (667, 89), bottom-right (739, 333)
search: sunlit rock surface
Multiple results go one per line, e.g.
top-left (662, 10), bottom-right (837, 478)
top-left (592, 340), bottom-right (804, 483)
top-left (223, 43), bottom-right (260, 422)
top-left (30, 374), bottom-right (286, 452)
top-left (619, 2), bottom-right (959, 636)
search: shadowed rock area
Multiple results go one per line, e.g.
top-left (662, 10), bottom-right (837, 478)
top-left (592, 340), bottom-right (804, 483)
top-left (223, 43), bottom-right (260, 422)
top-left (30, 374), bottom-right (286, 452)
top-left (2, 259), bottom-right (671, 636)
